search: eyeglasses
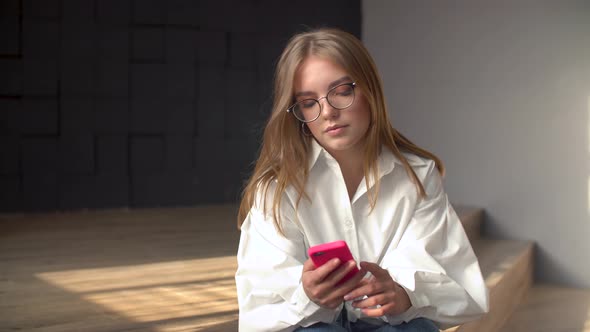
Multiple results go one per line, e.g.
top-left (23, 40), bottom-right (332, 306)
top-left (286, 82), bottom-right (356, 123)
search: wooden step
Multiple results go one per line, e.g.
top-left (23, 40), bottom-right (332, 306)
top-left (454, 205), bottom-right (484, 244)
top-left (501, 284), bottom-right (590, 332)
top-left (445, 239), bottom-right (534, 332)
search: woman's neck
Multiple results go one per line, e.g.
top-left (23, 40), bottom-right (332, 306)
top-left (329, 148), bottom-right (365, 200)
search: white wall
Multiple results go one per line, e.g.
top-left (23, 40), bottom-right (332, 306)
top-left (363, 1), bottom-right (590, 288)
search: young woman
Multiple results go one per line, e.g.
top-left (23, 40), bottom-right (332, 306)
top-left (235, 28), bottom-right (489, 332)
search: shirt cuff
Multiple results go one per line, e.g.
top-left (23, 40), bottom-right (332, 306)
top-left (389, 269), bottom-right (430, 309)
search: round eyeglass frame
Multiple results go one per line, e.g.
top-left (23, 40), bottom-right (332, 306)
top-left (286, 82), bottom-right (356, 123)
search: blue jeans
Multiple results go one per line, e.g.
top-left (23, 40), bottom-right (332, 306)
top-left (294, 309), bottom-right (439, 332)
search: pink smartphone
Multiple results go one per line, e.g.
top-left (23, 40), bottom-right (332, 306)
top-left (308, 240), bottom-right (360, 284)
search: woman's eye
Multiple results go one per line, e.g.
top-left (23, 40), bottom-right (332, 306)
top-left (300, 100), bottom-right (316, 108)
top-left (332, 85), bottom-right (353, 96)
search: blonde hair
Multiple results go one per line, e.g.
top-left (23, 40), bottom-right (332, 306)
top-left (237, 28), bottom-right (444, 234)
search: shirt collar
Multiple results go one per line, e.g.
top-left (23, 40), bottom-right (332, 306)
top-left (308, 138), bottom-right (428, 175)
top-left (308, 138), bottom-right (324, 171)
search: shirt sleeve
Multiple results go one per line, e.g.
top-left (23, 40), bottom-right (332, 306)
top-left (380, 163), bottom-right (490, 329)
top-left (235, 187), bottom-right (341, 331)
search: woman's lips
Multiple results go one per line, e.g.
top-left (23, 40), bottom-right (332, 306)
top-left (325, 125), bottom-right (347, 135)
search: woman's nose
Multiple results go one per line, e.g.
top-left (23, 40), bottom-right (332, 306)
top-left (319, 98), bottom-right (338, 119)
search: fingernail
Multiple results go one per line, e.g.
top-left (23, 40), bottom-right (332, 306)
top-left (344, 294), bottom-right (352, 301)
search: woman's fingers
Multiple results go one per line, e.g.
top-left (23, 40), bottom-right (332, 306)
top-left (309, 257), bottom-right (341, 281)
top-left (302, 258), bottom-right (366, 309)
top-left (352, 293), bottom-right (390, 309)
top-left (359, 261), bottom-right (388, 277)
top-left (324, 260), bottom-right (356, 284)
top-left (340, 261), bottom-right (412, 316)
top-left (318, 264), bottom-right (366, 308)
top-left (343, 276), bottom-right (379, 301)
top-left (361, 303), bottom-right (396, 317)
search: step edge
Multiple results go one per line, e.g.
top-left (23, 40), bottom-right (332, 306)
top-left (445, 241), bottom-right (534, 332)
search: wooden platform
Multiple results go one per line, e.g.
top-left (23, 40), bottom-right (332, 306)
top-left (0, 204), bottom-right (584, 331)
top-left (0, 206), bottom-right (241, 332)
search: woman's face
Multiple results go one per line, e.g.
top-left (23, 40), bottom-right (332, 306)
top-left (292, 56), bottom-right (371, 159)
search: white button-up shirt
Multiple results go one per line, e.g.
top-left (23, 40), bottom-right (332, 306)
top-left (236, 140), bottom-right (489, 331)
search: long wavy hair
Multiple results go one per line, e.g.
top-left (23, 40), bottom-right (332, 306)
top-left (237, 28), bottom-right (444, 234)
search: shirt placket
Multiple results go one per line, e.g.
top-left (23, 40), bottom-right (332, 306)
top-left (322, 153), bottom-right (362, 264)
top-left (329, 159), bottom-right (361, 265)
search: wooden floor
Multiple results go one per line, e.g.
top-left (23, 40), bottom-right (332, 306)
top-left (1, 205), bottom-right (589, 331)
top-left (0, 205), bottom-right (241, 331)
top-left (502, 284), bottom-right (590, 332)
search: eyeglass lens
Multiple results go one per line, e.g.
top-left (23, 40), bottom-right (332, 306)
top-left (293, 83), bottom-right (355, 122)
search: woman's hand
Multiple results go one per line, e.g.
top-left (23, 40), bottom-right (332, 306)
top-left (302, 258), bottom-right (366, 309)
top-left (344, 261), bottom-right (411, 317)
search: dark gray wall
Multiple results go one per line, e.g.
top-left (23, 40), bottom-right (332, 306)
top-left (0, 0), bottom-right (361, 212)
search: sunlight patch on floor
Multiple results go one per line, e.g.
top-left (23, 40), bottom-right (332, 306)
top-left (36, 255), bottom-right (239, 331)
